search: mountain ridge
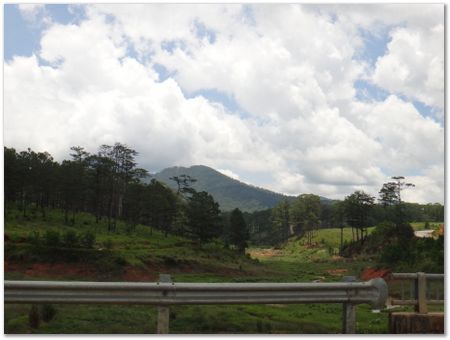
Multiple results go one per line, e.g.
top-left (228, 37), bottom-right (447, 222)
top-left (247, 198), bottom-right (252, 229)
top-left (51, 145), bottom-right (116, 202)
top-left (149, 165), bottom-right (329, 212)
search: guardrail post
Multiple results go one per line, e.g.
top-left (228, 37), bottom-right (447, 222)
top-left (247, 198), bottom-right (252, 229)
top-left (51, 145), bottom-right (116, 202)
top-left (415, 272), bottom-right (427, 314)
top-left (342, 303), bottom-right (356, 334)
top-left (157, 274), bottom-right (171, 334)
top-left (342, 276), bottom-right (356, 334)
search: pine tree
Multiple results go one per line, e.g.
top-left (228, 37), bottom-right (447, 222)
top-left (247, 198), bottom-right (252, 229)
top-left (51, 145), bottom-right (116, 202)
top-left (229, 208), bottom-right (249, 254)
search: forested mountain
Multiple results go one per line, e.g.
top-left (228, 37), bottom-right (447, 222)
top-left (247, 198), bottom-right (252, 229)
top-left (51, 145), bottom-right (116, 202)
top-left (152, 165), bottom-right (322, 212)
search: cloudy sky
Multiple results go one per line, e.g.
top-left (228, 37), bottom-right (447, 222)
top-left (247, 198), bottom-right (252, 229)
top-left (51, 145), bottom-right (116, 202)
top-left (4, 4), bottom-right (444, 203)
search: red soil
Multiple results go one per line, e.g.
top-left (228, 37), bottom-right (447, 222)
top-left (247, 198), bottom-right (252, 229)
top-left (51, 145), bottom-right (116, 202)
top-left (123, 267), bottom-right (159, 281)
top-left (5, 259), bottom-right (249, 282)
top-left (326, 268), bottom-right (348, 276)
top-left (5, 261), bottom-right (97, 279)
top-left (360, 267), bottom-right (391, 281)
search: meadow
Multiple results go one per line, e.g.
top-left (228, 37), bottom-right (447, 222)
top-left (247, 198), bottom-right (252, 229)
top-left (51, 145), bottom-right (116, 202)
top-left (4, 208), bottom-right (442, 334)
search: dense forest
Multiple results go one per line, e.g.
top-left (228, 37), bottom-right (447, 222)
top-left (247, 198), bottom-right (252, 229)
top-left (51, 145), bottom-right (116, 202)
top-left (4, 144), bottom-right (227, 244)
top-left (4, 144), bottom-right (444, 253)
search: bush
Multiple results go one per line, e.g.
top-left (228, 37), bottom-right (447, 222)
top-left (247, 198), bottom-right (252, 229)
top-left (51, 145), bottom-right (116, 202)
top-left (28, 231), bottom-right (41, 246)
top-left (80, 231), bottom-right (96, 248)
top-left (43, 230), bottom-right (60, 247)
top-left (29, 305), bottom-right (40, 329)
top-left (40, 304), bottom-right (57, 322)
top-left (104, 238), bottom-right (113, 250)
top-left (378, 244), bottom-right (404, 264)
top-left (62, 230), bottom-right (79, 248)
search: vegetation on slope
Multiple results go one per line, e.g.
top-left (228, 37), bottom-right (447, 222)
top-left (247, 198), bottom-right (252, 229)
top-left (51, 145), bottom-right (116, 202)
top-left (153, 165), bottom-right (297, 212)
top-left (5, 208), bottom-right (395, 334)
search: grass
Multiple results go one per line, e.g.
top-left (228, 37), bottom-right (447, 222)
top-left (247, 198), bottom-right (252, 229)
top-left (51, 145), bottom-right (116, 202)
top-left (4, 208), bottom-right (443, 334)
top-left (4, 302), bottom-right (391, 334)
top-left (410, 222), bottom-right (443, 231)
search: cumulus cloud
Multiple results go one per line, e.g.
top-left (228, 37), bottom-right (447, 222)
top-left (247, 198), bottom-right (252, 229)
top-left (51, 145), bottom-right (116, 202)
top-left (4, 4), bottom-right (444, 203)
top-left (217, 169), bottom-right (240, 181)
top-left (4, 10), bottom-right (279, 176)
top-left (18, 4), bottom-right (45, 20)
top-left (372, 25), bottom-right (444, 111)
top-left (18, 4), bottom-right (51, 26)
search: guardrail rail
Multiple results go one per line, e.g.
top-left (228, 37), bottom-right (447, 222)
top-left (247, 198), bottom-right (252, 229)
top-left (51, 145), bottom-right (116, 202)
top-left (388, 272), bottom-right (444, 314)
top-left (5, 275), bottom-right (388, 334)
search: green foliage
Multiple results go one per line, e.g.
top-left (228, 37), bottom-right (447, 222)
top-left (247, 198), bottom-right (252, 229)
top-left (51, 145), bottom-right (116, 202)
top-left (186, 191), bottom-right (222, 242)
top-left (104, 238), bottom-right (113, 250)
top-left (6, 206), bottom-right (439, 334)
top-left (62, 230), bottom-right (79, 248)
top-left (271, 199), bottom-right (291, 244)
top-left (244, 208), bottom-right (274, 246)
top-left (28, 231), bottom-right (41, 246)
top-left (290, 194), bottom-right (321, 245)
top-left (43, 230), bottom-right (60, 247)
top-left (343, 191), bottom-right (375, 243)
top-left (79, 231), bottom-right (96, 248)
top-left (378, 182), bottom-right (399, 206)
top-left (29, 305), bottom-right (40, 329)
top-left (154, 165), bottom-right (297, 212)
top-left (40, 304), bottom-right (57, 323)
top-left (228, 208), bottom-right (249, 254)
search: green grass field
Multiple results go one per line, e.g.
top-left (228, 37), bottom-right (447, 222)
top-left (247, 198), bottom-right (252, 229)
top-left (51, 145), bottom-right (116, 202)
top-left (410, 221), bottom-right (442, 231)
top-left (4, 208), bottom-right (444, 334)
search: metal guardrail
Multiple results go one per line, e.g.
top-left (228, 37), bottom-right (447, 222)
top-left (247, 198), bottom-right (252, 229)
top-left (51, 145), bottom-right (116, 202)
top-left (390, 273), bottom-right (444, 280)
top-left (388, 272), bottom-right (444, 314)
top-left (4, 275), bottom-right (388, 334)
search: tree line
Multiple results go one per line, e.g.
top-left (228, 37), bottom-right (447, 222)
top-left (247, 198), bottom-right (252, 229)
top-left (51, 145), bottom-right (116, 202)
top-left (4, 145), bottom-right (250, 252)
top-left (246, 177), bottom-right (444, 247)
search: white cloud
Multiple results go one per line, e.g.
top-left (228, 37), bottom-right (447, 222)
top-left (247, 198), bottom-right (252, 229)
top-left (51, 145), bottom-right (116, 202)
top-left (18, 4), bottom-right (45, 20)
top-left (4, 11), bottom-right (279, 177)
top-left (372, 25), bottom-right (444, 111)
top-left (402, 166), bottom-right (444, 204)
top-left (18, 4), bottom-right (51, 26)
top-left (4, 4), bottom-right (444, 204)
top-left (321, 4), bottom-right (444, 114)
top-left (349, 95), bottom-right (443, 173)
top-left (217, 169), bottom-right (240, 181)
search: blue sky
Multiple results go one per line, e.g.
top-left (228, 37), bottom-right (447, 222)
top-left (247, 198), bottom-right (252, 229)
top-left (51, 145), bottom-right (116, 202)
top-left (5, 5), bottom-right (85, 60)
top-left (4, 4), bottom-right (444, 203)
top-left (4, 4), bottom-right (442, 123)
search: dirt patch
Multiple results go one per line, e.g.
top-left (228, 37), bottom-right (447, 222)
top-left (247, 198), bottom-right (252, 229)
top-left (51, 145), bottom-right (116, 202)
top-left (5, 258), bottom-right (251, 282)
top-left (360, 267), bottom-right (391, 281)
top-left (248, 249), bottom-right (282, 258)
top-left (326, 268), bottom-right (348, 276)
top-left (123, 267), bottom-right (159, 281)
top-left (5, 261), bottom-right (98, 279)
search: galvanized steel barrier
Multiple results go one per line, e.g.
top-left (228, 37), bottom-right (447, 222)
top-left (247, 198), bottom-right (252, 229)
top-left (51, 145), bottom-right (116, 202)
top-left (388, 272), bottom-right (444, 314)
top-left (5, 275), bottom-right (388, 334)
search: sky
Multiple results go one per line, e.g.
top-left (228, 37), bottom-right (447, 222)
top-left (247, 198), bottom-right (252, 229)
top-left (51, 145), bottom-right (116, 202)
top-left (3, 3), bottom-right (445, 204)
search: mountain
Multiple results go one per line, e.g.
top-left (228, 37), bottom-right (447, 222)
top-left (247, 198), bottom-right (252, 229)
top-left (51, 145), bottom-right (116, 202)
top-left (151, 165), bottom-right (296, 212)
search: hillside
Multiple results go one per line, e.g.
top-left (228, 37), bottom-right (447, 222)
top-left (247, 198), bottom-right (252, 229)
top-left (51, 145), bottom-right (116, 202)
top-left (4, 208), bottom-right (392, 334)
top-left (152, 165), bottom-right (302, 212)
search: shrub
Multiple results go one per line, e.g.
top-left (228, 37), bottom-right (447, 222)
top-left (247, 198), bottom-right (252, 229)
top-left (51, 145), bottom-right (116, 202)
top-left (80, 231), bottom-right (96, 248)
top-left (104, 238), bottom-right (113, 250)
top-left (43, 230), bottom-right (60, 247)
top-left (29, 305), bottom-right (40, 329)
top-left (378, 244), bottom-right (403, 264)
top-left (40, 304), bottom-right (57, 322)
top-left (62, 230), bottom-right (79, 248)
top-left (256, 320), bottom-right (263, 333)
top-left (28, 231), bottom-right (41, 246)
